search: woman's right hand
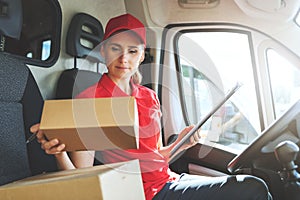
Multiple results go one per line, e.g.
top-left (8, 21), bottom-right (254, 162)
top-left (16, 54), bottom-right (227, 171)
top-left (30, 123), bottom-right (66, 155)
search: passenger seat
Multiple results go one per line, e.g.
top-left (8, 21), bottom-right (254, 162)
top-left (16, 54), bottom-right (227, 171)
top-left (0, 0), bottom-right (57, 185)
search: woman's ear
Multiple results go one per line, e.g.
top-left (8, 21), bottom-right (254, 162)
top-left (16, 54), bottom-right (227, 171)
top-left (139, 50), bottom-right (145, 64)
top-left (100, 44), bottom-right (105, 58)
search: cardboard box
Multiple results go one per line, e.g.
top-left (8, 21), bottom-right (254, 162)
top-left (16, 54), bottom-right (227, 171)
top-left (39, 97), bottom-right (139, 151)
top-left (0, 160), bottom-right (145, 200)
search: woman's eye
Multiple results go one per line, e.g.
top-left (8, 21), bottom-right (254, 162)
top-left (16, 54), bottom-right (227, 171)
top-left (111, 46), bottom-right (120, 52)
top-left (129, 49), bottom-right (138, 54)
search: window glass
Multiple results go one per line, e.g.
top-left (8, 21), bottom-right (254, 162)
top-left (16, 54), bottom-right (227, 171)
top-left (42, 40), bottom-right (51, 61)
top-left (4, 0), bottom-right (61, 67)
top-left (267, 49), bottom-right (300, 117)
top-left (177, 31), bottom-right (259, 153)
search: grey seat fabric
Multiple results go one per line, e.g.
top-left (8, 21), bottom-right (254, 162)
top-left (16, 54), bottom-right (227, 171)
top-left (0, 53), bottom-right (57, 185)
top-left (0, 53), bottom-right (31, 184)
top-left (0, 0), bottom-right (57, 185)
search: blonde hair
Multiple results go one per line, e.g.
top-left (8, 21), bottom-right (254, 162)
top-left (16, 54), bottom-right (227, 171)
top-left (132, 70), bottom-right (142, 85)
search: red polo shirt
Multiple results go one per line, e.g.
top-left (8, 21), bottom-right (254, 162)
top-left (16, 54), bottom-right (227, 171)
top-left (77, 73), bottom-right (179, 200)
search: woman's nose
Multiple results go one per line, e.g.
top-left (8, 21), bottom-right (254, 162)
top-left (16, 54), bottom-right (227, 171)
top-left (118, 51), bottom-right (128, 63)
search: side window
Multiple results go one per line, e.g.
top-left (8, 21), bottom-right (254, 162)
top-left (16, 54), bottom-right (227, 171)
top-left (4, 0), bottom-right (61, 67)
top-left (177, 31), bottom-right (260, 153)
top-left (266, 49), bottom-right (300, 118)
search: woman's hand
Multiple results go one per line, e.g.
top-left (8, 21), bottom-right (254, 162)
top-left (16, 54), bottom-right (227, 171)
top-left (30, 124), bottom-right (94, 170)
top-left (159, 125), bottom-right (200, 162)
top-left (174, 125), bottom-right (200, 151)
top-left (30, 123), bottom-right (66, 155)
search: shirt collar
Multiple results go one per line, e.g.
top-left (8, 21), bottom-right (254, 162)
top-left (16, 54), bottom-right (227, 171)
top-left (99, 73), bottom-right (138, 97)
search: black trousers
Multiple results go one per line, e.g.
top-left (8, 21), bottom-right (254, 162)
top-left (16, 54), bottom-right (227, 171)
top-left (153, 174), bottom-right (272, 200)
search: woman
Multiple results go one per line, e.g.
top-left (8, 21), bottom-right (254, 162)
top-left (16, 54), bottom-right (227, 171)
top-left (31, 13), bottom-right (272, 200)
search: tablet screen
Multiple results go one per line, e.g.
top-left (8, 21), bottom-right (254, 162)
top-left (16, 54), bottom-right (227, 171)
top-left (169, 82), bottom-right (242, 159)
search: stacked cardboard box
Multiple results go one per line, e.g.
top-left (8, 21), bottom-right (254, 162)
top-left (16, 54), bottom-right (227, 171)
top-left (0, 160), bottom-right (145, 200)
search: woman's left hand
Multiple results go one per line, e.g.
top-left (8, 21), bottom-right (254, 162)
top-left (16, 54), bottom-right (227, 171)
top-left (158, 125), bottom-right (200, 162)
top-left (174, 125), bottom-right (200, 151)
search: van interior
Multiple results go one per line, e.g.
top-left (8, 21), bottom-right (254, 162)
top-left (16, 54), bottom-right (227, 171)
top-left (1, 0), bottom-right (300, 199)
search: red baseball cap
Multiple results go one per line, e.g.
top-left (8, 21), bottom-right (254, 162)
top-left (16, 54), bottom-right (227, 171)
top-left (102, 13), bottom-right (146, 45)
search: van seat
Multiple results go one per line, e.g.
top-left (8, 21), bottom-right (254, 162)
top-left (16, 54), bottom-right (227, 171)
top-left (0, 0), bottom-right (57, 185)
top-left (56, 13), bottom-right (104, 99)
top-left (55, 13), bottom-right (104, 165)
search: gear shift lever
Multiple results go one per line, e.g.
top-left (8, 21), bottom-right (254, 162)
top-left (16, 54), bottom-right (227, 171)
top-left (275, 140), bottom-right (300, 200)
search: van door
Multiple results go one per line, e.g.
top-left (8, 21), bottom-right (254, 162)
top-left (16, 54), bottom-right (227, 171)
top-left (159, 23), bottom-right (300, 174)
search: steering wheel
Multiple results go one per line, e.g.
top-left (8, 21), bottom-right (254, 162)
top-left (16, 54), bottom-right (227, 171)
top-left (227, 100), bottom-right (300, 173)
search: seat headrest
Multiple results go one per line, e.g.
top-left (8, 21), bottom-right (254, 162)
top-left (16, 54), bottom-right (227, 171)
top-left (0, 0), bottom-right (22, 39)
top-left (66, 13), bottom-right (104, 63)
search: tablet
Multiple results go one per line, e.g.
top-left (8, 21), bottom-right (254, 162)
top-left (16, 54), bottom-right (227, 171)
top-left (169, 82), bottom-right (242, 159)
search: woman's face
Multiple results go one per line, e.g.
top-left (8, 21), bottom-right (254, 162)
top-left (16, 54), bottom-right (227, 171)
top-left (101, 30), bottom-right (145, 82)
